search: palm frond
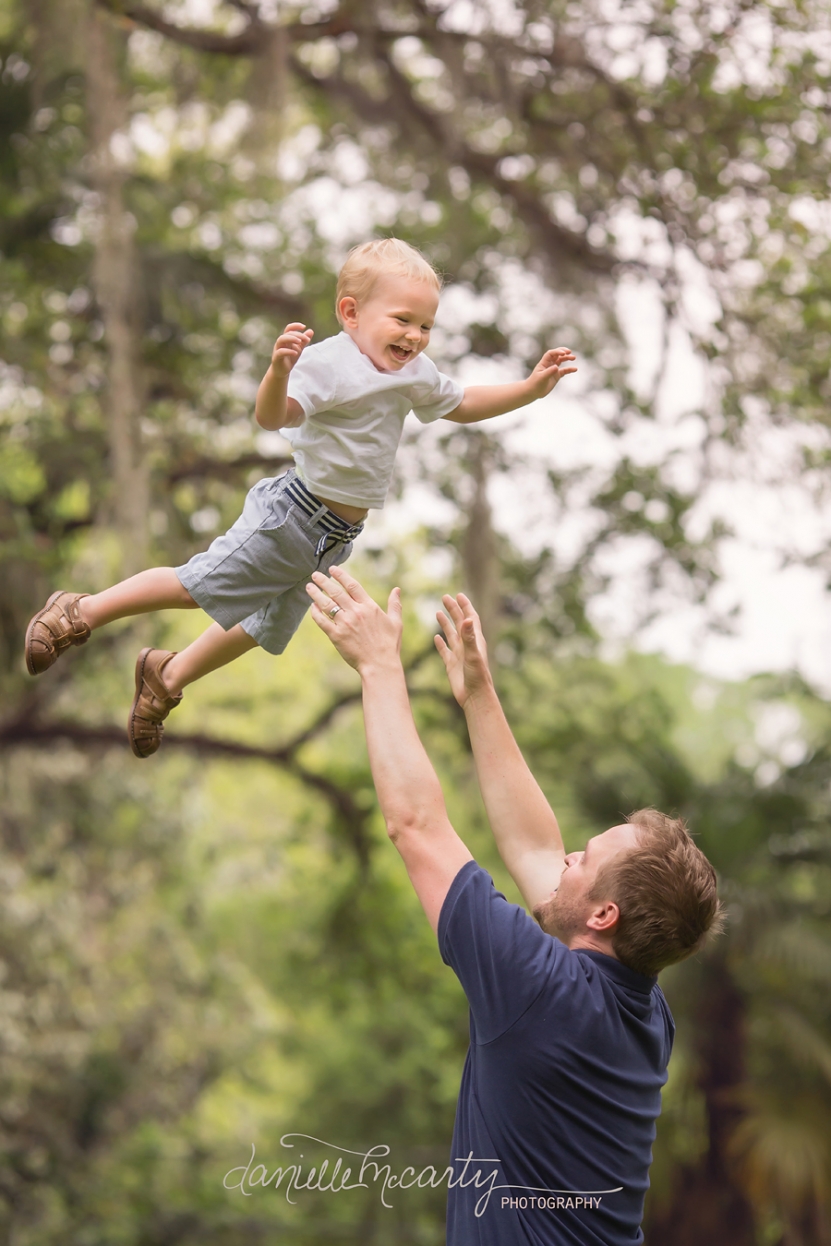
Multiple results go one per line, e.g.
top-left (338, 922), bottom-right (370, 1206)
top-left (748, 924), bottom-right (831, 987)
top-left (762, 1006), bottom-right (831, 1089)
top-left (729, 1108), bottom-right (830, 1211)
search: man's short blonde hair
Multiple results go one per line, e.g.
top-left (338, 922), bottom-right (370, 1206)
top-left (335, 238), bottom-right (442, 324)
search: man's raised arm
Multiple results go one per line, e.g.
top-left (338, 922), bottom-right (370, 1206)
top-left (435, 595), bottom-right (565, 913)
top-left (306, 567), bottom-right (472, 934)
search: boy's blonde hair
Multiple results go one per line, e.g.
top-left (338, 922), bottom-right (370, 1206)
top-left (335, 238), bottom-right (442, 323)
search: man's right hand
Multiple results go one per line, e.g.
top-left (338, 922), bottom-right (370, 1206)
top-left (435, 594), bottom-right (493, 708)
top-left (269, 322), bottom-right (314, 377)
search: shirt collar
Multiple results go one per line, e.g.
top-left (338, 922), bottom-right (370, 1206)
top-left (576, 948), bottom-right (658, 994)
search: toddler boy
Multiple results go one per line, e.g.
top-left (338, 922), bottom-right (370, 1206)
top-left (25, 238), bottom-right (576, 757)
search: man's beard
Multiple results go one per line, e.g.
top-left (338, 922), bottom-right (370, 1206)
top-left (533, 887), bottom-right (589, 944)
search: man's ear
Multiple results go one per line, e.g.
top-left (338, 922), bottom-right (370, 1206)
top-left (338, 296), bottom-right (358, 327)
top-left (586, 900), bottom-right (620, 934)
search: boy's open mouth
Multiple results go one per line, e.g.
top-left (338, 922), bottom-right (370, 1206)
top-left (389, 344), bottom-right (413, 362)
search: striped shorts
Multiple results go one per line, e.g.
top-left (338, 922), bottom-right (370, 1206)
top-left (175, 468), bottom-right (363, 655)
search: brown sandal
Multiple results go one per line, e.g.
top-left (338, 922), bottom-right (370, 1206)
top-left (128, 648), bottom-right (183, 759)
top-left (25, 591), bottom-right (91, 675)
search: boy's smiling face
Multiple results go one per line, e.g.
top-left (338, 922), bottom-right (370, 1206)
top-left (338, 273), bottom-right (440, 372)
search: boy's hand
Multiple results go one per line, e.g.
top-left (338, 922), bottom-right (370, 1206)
top-left (435, 593), bottom-right (493, 709)
top-left (526, 347), bottom-right (577, 400)
top-left (269, 323), bottom-right (314, 378)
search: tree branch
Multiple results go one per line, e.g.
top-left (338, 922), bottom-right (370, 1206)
top-left (145, 251), bottom-right (310, 323)
top-left (95, 0), bottom-right (355, 56)
top-left (301, 50), bottom-right (617, 275)
top-left (284, 640), bottom-right (438, 752)
top-left (94, 1), bottom-right (642, 277)
top-left (0, 644), bottom-right (440, 867)
top-left (94, 0), bottom-right (269, 55)
top-left (1, 716), bottom-right (374, 864)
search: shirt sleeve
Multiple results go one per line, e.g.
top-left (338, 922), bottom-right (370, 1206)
top-left (286, 343), bottom-right (338, 418)
top-left (410, 363), bottom-right (465, 424)
top-left (438, 861), bottom-right (567, 1045)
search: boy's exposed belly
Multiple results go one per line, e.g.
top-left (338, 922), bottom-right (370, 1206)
top-left (317, 495), bottom-right (369, 525)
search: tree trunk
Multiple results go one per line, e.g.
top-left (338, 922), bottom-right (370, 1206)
top-left (647, 958), bottom-right (757, 1245)
top-left (460, 431), bottom-right (499, 646)
top-left (245, 22), bottom-right (288, 153)
top-left (85, 5), bottom-right (149, 575)
top-left (30, 0), bottom-right (87, 111)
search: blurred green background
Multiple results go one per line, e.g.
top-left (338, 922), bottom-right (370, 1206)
top-left (2, 1), bottom-right (831, 1242)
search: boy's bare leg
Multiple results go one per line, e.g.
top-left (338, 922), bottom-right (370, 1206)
top-left (27, 569), bottom-right (199, 676)
top-left (80, 568), bottom-right (198, 630)
top-left (161, 623), bottom-right (259, 695)
top-left (129, 623), bottom-right (258, 758)
top-left (78, 566), bottom-right (258, 689)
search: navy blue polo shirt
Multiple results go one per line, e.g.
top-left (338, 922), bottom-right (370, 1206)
top-left (438, 861), bottom-right (674, 1246)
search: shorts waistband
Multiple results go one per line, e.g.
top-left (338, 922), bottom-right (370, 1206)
top-left (284, 475), bottom-right (365, 542)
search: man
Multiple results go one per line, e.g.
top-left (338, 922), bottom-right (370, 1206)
top-left (306, 565), bottom-right (722, 1246)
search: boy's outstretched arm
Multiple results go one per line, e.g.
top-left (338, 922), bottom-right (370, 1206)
top-left (306, 567), bottom-right (473, 934)
top-left (443, 347), bottom-right (577, 425)
top-left (435, 595), bottom-right (565, 913)
top-left (255, 322), bottom-right (314, 430)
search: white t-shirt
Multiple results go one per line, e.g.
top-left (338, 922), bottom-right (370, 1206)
top-left (284, 332), bottom-right (464, 508)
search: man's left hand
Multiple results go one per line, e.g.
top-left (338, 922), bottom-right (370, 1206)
top-left (435, 593), bottom-right (493, 709)
top-left (307, 566), bottom-right (402, 674)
